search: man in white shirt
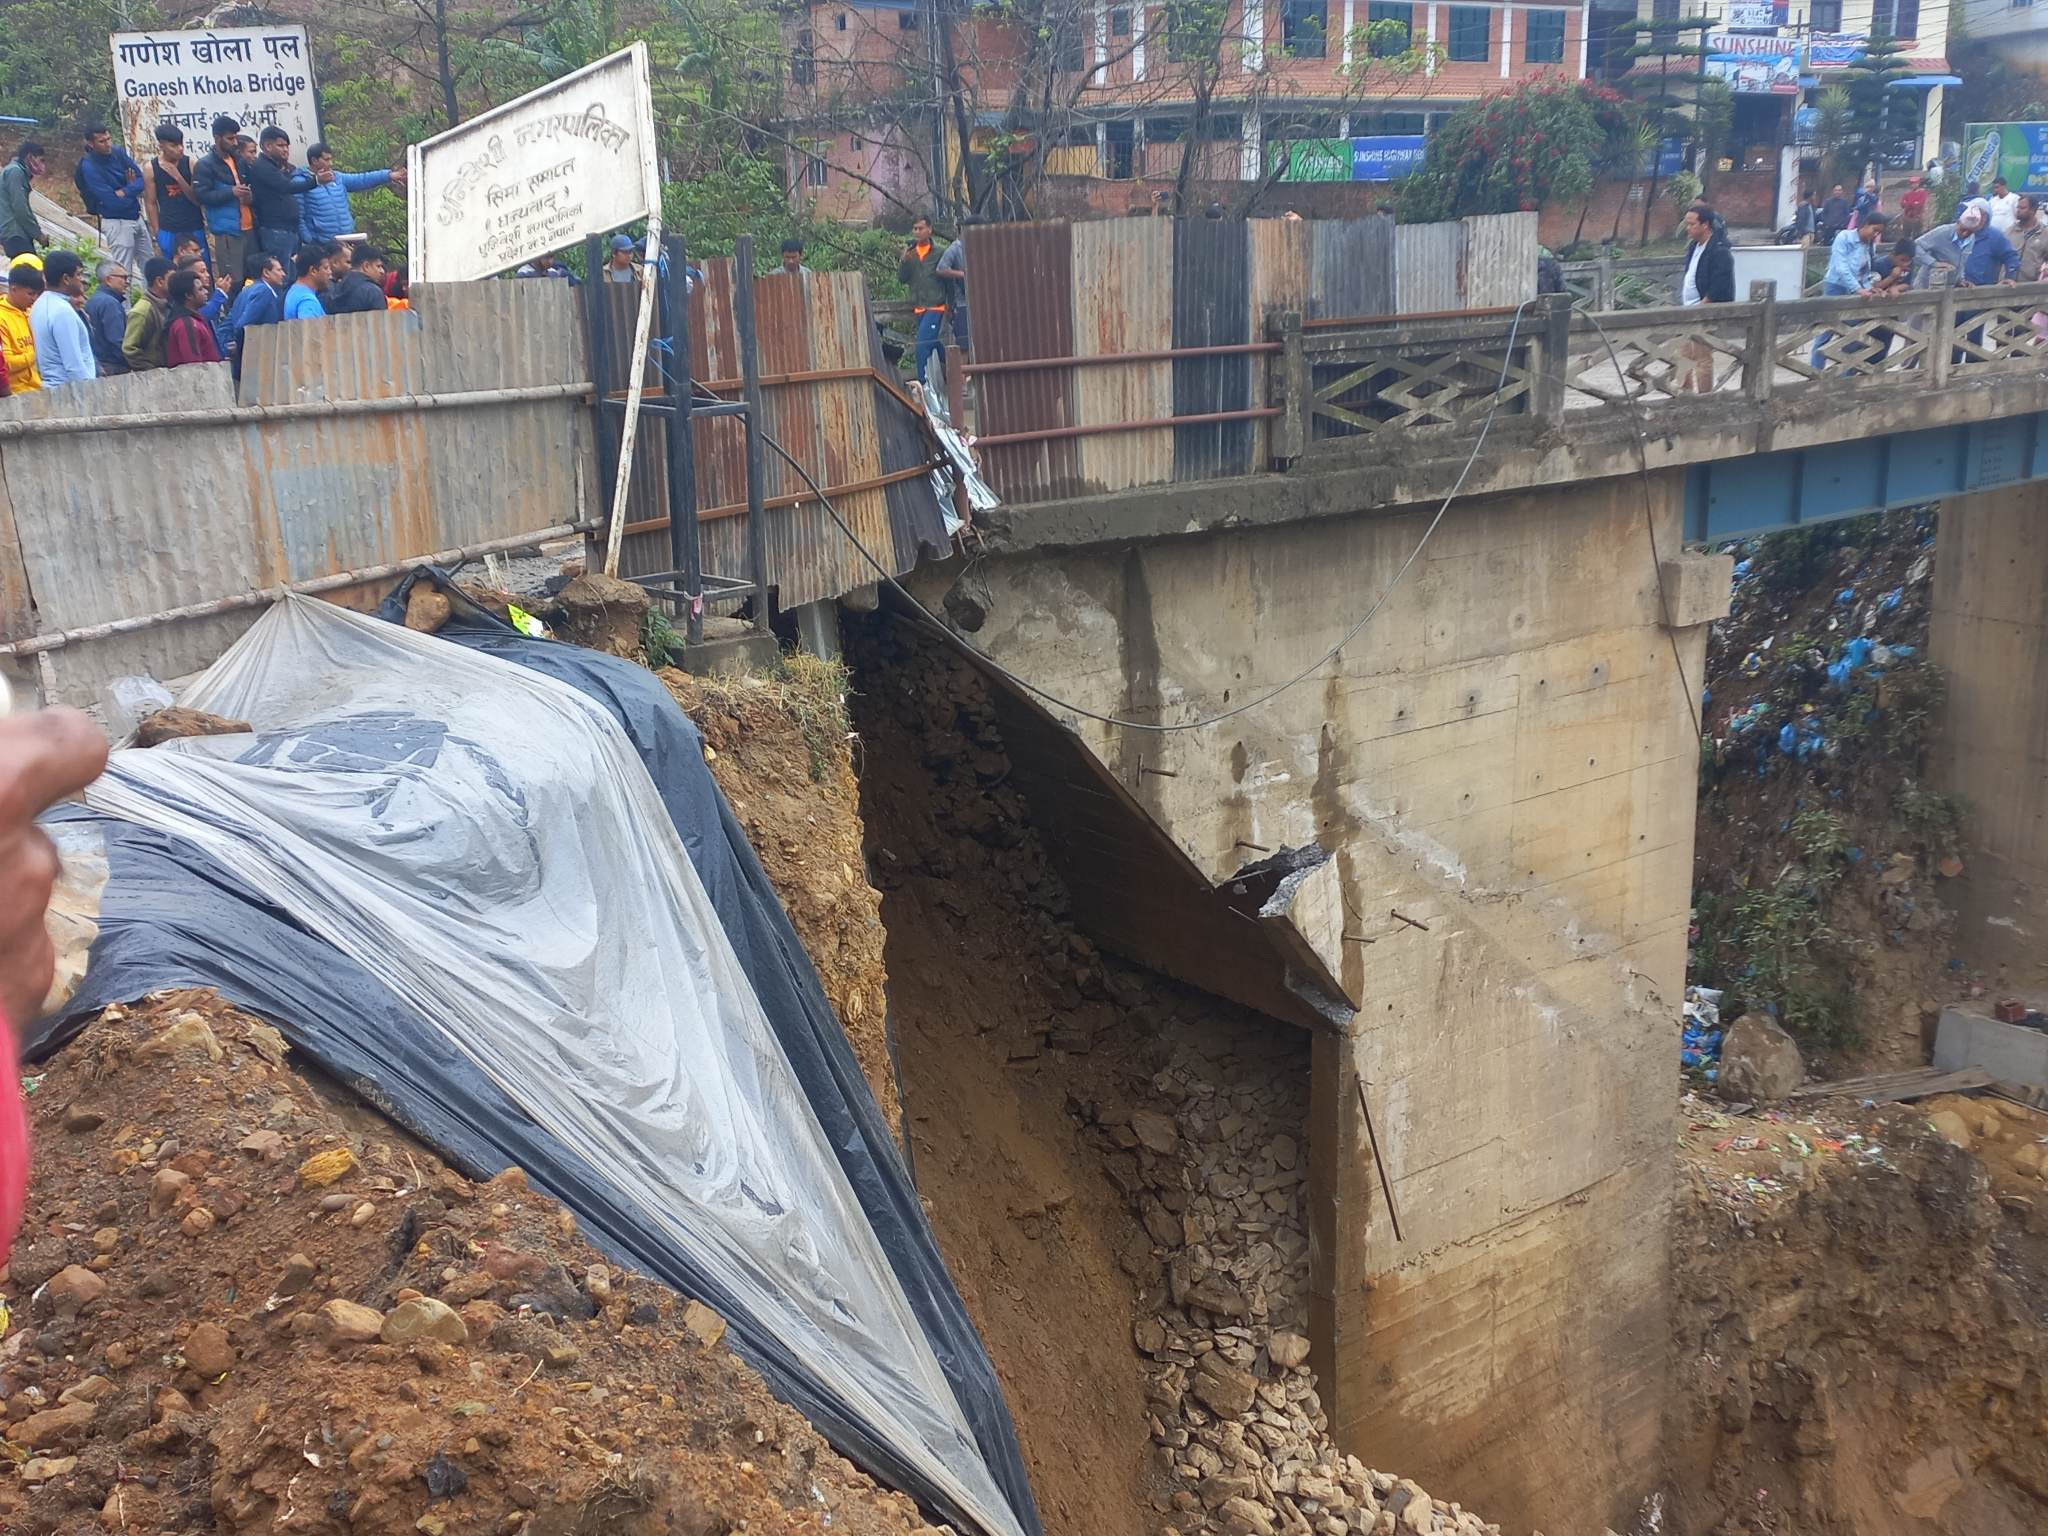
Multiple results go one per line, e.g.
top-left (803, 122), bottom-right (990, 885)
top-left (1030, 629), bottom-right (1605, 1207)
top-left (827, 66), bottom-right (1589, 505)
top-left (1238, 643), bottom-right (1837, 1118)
top-left (1988, 177), bottom-right (2021, 236)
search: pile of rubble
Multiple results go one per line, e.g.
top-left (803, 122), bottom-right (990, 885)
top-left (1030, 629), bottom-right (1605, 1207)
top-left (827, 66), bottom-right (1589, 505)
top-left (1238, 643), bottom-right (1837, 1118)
top-left (1084, 1041), bottom-right (1495, 1536)
top-left (845, 613), bottom-right (1498, 1536)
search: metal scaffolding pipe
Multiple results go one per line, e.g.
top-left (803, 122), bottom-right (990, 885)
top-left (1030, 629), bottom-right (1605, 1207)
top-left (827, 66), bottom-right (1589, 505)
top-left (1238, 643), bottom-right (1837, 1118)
top-left (0, 521), bottom-right (601, 659)
top-left (0, 381), bottom-right (594, 440)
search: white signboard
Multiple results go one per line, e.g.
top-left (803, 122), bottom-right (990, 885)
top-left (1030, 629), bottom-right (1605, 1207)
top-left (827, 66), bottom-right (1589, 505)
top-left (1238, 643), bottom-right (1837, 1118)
top-left (407, 44), bottom-right (658, 283)
top-left (109, 27), bottom-right (320, 159)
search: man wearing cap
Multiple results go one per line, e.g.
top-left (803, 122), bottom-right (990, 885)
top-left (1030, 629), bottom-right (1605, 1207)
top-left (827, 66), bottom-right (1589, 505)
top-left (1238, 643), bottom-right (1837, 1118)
top-left (602, 234), bottom-right (638, 284)
top-left (1915, 202), bottom-right (2019, 288)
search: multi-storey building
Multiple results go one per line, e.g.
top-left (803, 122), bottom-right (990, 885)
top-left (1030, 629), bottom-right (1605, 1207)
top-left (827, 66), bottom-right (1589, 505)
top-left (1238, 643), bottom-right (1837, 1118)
top-left (1615, 0), bottom-right (1955, 197)
top-left (785, 0), bottom-right (1601, 221)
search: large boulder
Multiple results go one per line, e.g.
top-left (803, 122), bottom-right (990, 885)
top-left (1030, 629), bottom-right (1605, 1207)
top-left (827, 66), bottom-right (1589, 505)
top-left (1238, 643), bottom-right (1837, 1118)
top-left (1718, 1014), bottom-right (1806, 1102)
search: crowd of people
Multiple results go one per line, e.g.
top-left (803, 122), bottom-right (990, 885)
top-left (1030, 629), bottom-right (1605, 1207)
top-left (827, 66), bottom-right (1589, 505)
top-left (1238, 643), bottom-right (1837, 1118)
top-left (0, 117), bottom-right (409, 395)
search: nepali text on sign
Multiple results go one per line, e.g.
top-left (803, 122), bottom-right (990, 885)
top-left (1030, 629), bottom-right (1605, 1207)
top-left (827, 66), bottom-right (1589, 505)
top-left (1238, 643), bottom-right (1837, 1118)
top-left (108, 27), bottom-right (320, 159)
top-left (408, 45), bottom-right (657, 283)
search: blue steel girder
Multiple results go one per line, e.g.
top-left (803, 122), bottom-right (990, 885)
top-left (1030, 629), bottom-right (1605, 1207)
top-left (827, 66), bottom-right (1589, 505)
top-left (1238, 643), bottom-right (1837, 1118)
top-left (1684, 410), bottom-right (2048, 540)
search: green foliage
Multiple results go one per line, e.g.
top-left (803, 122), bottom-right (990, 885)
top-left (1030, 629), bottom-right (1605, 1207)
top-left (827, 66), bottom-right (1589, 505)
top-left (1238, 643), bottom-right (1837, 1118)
top-left (1892, 780), bottom-right (1965, 858)
top-left (661, 162), bottom-right (908, 297)
top-left (1663, 170), bottom-right (1702, 211)
top-left (1792, 807), bottom-right (1851, 867)
top-left (642, 606), bottom-right (686, 670)
top-left (1878, 658), bottom-right (1947, 757)
top-left (1396, 78), bottom-right (1630, 221)
top-left (0, 0), bottom-right (158, 132)
top-left (1699, 875), bottom-right (1856, 1048)
top-left (1836, 34), bottom-right (1916, 181)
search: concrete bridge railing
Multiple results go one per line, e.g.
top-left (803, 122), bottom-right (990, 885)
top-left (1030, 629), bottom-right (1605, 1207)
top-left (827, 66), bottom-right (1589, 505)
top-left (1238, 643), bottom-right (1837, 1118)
top-left (1269, 280), bottom-right (2048, 469)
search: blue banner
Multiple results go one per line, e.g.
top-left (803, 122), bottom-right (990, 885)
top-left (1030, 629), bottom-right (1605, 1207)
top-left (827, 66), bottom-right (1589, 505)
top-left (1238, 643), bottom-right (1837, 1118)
top-left (1351, 135), bottom-right (1426, 181)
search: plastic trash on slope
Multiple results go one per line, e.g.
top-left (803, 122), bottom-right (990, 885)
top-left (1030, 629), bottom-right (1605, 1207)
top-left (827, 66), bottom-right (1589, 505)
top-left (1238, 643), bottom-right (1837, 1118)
top-left (80, 596), bottom-right (1029, 1536)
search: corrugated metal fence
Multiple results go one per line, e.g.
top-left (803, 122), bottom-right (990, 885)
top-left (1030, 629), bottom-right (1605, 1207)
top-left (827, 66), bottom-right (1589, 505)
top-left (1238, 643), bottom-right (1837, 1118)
top-left (597, 262), bottom-right (950, 611)
top-left (964, 212), bottom-right (1536, 503)
top-left (0, 282), bottom-right (595, 705)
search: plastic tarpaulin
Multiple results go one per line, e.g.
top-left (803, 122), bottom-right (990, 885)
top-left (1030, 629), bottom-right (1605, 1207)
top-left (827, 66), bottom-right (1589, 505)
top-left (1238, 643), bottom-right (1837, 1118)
top-left (34, 591), bottom-right (1037, 1536)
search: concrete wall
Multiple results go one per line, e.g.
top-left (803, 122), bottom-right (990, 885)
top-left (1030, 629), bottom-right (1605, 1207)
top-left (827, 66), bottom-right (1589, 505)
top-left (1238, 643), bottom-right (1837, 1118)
top-left (954, 472), bottom-right (1708, 1532)
top-left (1930, 484), bottom-right (2048, 986)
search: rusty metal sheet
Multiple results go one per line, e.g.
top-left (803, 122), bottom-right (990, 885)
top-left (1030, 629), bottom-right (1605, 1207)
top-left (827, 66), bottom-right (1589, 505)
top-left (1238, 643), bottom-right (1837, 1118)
top-left (1309, 217), bottom-right (1395, 320)
top-left (1395, 221), bottom-right (1464, 314)
top-left (1247, 217), bottom-right (1312, 471)
top-left (1462, 212), bottom-right (1539, 309)
top-left (1072, 219), bottom-right (1174, 496)
top-left (800, 273), bottom-right (892, 609)
top-left (968, 222), bottom-right (1078, 503)
top-left (1, 287), bottom-right (590, 705)
top-left (1172, 218), bottom-right (1253, 481)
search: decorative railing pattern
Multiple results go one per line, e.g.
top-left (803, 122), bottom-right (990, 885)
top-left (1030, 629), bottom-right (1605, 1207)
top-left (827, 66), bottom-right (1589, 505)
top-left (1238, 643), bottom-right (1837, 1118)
top-left (1269, 281), bottom-right (2048, 467)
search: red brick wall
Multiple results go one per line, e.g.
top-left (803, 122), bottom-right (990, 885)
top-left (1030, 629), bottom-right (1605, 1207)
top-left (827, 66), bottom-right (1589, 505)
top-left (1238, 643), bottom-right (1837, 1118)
top-left (1035, 174), bottom-right (1387, 220)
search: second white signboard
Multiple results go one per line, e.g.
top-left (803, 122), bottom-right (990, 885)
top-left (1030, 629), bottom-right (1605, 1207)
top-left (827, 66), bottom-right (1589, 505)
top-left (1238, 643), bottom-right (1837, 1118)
top-left (407, 44), bottom-right (659, 283)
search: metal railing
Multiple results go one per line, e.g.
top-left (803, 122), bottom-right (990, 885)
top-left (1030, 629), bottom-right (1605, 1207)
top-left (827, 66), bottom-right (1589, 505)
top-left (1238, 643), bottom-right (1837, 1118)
top-left (1267, 280), bottom-right (2048, 465)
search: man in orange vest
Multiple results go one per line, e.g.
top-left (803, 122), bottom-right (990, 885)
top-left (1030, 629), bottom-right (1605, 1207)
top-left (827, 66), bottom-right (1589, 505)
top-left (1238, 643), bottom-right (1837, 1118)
top-left (898, 215), bottom-right (948, 390)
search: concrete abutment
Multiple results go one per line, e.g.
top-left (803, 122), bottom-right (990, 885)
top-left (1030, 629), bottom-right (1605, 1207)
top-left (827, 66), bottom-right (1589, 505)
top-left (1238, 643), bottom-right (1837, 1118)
top-left (936, 472), bottom-right (1728, 1532)
top-left (1931, 483), bottom-right (2048, 984)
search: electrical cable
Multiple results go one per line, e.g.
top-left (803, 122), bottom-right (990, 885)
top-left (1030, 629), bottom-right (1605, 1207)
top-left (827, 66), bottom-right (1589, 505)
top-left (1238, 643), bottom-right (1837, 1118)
top-left (1578, 306), bottom-right (1709, 744)
top-left (698, 299), bottom-right (1539, 736)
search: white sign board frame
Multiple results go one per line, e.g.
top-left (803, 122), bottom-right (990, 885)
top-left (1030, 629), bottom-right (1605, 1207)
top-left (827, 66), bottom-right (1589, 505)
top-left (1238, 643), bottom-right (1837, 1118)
top-left (406, 43), bottom-right (659, 284)
top-left (109, 26), bottom-right (321, 161)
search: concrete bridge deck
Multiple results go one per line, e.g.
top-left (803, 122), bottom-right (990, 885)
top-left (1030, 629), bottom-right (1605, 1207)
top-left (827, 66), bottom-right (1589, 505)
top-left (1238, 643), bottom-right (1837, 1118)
top-left (921, 277), bottom-right (2048, 1533)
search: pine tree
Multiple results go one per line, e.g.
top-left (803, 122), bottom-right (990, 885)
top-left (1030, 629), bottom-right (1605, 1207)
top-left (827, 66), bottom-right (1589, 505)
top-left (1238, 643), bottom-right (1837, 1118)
top-left (1613, 14), bottom-right (1714, 244)
top-left (1835, 34), bottom-right (1917, 192)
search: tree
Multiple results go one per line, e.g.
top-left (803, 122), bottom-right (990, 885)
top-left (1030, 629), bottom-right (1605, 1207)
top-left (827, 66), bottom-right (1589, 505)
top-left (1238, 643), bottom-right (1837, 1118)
top-left (1811, 84), bottom-right (1854, 189)
top-left (1692, 77), bottom-right (1732, 193)
top-left (1395, 77), bottom-right (1630, 223)
top-left (1614, 14), bottom-right (1712, 243)
top-left (0, 0), bottom-right (162, 131)
top-left (1835, 33), bottom-right (1916, 190)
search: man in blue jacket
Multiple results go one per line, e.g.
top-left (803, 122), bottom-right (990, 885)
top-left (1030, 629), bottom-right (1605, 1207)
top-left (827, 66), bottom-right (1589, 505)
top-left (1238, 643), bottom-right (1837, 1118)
top-left (76, 125), bottom-right (150, 274)
top-left (298, 144), bottom-right (403, 245)
top-left (1914, 203), bottom-right (2019, 288)
top-left (83, 259), bottom-right (131, 375)
top-left (224, 251), bottom-right (285, 378)
top-left (192, 116), bottom-right (257, 299)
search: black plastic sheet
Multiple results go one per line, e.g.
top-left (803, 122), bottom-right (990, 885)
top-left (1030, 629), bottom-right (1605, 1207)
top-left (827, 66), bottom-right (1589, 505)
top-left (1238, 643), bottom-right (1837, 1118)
top-left (30, 573), bottom-right (1040, 1536)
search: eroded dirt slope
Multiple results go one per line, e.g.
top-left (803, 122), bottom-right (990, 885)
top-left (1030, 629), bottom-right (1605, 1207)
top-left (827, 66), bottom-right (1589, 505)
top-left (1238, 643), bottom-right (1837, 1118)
top-left (0, 991), bottom-right (939, 1536)
top-left (1667, 1092), bottom-right (2048, 1535)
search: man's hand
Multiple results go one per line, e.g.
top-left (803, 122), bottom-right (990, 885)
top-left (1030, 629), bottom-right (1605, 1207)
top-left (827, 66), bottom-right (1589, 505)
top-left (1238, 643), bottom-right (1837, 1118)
top-left (0, 710), bottom-right (107, 1028)
top-left (235, 185), bottom-right (251, 204)
top-left (316, 167), bottom-right (335, 185)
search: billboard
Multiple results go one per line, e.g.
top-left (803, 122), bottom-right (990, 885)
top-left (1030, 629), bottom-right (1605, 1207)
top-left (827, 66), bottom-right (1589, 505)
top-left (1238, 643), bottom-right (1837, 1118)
top-left (109, 26), bottom-right (319, 159)
top-left (1723, 0), bottom-right (1787, 29)
top-left (1280, 135), bottom-right (1426, 182)
top-left (1706, 54), bottom-right (1800, 94)
top-left (1285, 138), bottom-right (1351, 183)
top-left (1352, 136), bottom-right (1426, 180)
top-left (408, 44), bottom-right (659, 283)
top-left (1965, 123), bottom-right (2048, 195)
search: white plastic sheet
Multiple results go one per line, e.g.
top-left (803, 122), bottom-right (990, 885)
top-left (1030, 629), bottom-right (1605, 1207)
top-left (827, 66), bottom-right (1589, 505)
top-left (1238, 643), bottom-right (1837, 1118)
top-left (84, 596), bottom-right (1026, 1536)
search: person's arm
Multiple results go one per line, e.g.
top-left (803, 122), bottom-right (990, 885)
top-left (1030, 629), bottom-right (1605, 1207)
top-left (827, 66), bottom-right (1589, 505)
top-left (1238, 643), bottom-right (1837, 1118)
top-left (141, 164), bottom-right (160, 233)
top-left (337, 168), bottom-right (392, 193)
top-left (2003, 232), bottom-right (2021, 281)
top-left (937, 239), bottom-right (964, 280)
top-left (54, 309), bottom-right (95, 381)
top-left (191, 155), bottom-right (234, 207)
top-left (0, 710), bottom-right (107, 1032)
top-left (898, 251), bottom-right (915, 285)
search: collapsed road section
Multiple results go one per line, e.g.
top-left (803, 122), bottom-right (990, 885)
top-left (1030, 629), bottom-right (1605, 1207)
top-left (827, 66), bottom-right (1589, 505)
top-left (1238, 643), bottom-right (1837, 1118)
top-left (25, 585), bottom-right (1036, 1536)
